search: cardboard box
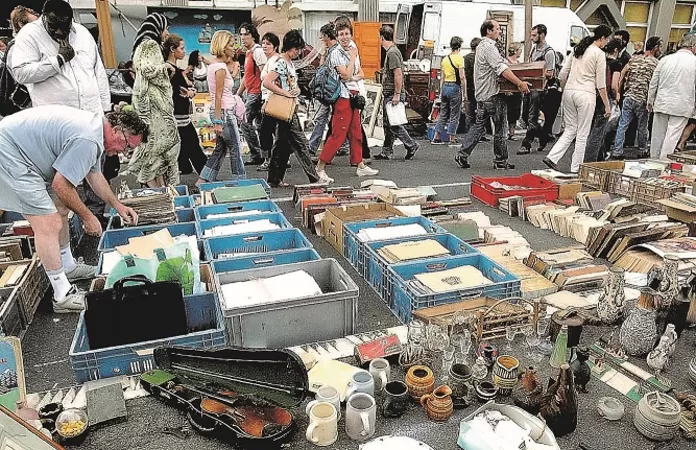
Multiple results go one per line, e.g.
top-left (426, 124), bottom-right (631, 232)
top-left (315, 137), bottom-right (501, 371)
top-left (557, 182), bottom-right (582, 200)
top-left (657, 199), bottom-right (696, 224)
top-left (323, 203), bottom-right (405, 254)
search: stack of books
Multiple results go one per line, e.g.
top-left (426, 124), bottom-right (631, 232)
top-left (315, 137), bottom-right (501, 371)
top-left (118, 186), bottom-right (177, 226)
top-left (499, 196), bottom-right (524, 217)
top-left (377, 239), bottom-right (450, 263)
top-left (525, 247), bottom-right (608, 291)
top-left (0, 263), bottom-right (28, 288)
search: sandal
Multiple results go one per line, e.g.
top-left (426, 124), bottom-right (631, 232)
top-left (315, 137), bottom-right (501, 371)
top-left (269, 181), bottom-right (292, 188)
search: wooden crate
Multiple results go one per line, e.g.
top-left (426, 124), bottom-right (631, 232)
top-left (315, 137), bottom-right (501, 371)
top-left (578, 161), bottom-right (625, 190)
top-left (499, 62), bottom-right (546, 93)
top-left (0, 257), bottom-right (49, 325)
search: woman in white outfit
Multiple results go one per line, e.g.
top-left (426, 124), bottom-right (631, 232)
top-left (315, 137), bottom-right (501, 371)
top-left (543, 25), bottom-right (612, 174)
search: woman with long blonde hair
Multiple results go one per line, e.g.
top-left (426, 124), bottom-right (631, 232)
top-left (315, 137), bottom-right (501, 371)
top-left (196, 30), bottom-right (246, 185)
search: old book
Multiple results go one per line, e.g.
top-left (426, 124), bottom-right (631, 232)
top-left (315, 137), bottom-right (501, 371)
top-left (378, 239), bottom-right (450, 263)
top-left (5, 264), bottom-right (27, 286)
top-left (554, 265), bottom-right (608, 287)
top-left (0, 265), bottom-right (16, 288)
top-left (413, 266), bottom-right (492, 293)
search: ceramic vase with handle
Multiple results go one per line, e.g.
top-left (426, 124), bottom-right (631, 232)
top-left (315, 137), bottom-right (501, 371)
top-left (405, 365), bottom-right (435, 399)
top-left (345, 393), bottom-right (376, 442)
top-left (620, 290), bottom-right (658, 356)
top-left (305, 402), bottom-right (338, 447)
top-left (539, 363), bottom-right (578, 437)
top-left (598, 266), bottom-right (625, 324)
top-left (369, 358), bottom-right (390, 391)
top-left (420, 385), bottom-right (453, 422)
top-left (448, 363), bottom-right (472, 408)
top-left (492, 355), bottom-right (519, 396)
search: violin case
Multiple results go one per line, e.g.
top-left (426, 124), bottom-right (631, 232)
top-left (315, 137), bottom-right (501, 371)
top-left (140, 346), bottom-right (308, 447)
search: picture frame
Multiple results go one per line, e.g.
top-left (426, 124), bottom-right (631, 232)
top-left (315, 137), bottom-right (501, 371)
top-left (363, 82), bottom-right (383, 138)
top-left (0, 404), bottom-right (64, 450)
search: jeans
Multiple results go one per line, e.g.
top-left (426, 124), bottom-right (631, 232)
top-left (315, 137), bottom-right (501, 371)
top-left (177, 122), bottom-right (208, 174)
top-left (260, 113), bottom-right (278, 159)
top-left (309, 103), bottom-right (331, 155)
top-left (320, 96), bottom-right (364, 165)
top-left (381, 92), bottom-right (417, 156)
top-left (435, 82), bottom-right (462, 136)
top-left (458, 95), bottom-right (508, 163)
top-left (522, 91), bottom-right (543, 146)
top-left (240, 92), bottom-right (263, 160)
top-left (547, 90), bottom-right (595, 173)
top-left (200, 110), bottom-right (246, 181)
top-left (586, 100), bottom-right (618, 162)
top-left (267, 113), bottom-right (320, 185)
top-left (613, 96), bottom-right (650, 156)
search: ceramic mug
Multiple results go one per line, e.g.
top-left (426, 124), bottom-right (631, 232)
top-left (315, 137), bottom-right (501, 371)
top-left (306, 385), bottom-right (342, 420)
top-left (382, 380), bottom-right (409, 418)
top-left (345, 393), bottom-right (376, 441)
top-left (344, 370), bottom-right (375, 400)
top-left (305, 401), bottom-right (338, 447)
top-left (369, 358), bottom-right (390, 391)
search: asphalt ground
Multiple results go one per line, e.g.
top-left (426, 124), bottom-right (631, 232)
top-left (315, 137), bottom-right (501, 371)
top-left (20, 131), bottom-right (696, 450)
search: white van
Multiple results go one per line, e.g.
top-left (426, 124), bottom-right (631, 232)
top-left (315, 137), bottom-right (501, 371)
top-left (396, 0), bottom-right (589, 70)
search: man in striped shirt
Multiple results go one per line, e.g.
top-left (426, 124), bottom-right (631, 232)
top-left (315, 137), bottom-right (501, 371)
top-left (455, 20), bottom-right (529, 170)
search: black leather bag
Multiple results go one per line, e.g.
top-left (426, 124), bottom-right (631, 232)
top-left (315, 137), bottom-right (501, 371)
top-left (350, 93), bottom-right (366, 110)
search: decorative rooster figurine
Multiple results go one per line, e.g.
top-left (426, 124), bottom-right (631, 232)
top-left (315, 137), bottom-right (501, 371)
top-left (512, 366), bottom-right (544, 415)
top-left (539, 363), bottom-right (578, 438)
top-left (646, 336), bottom-right (671, 386)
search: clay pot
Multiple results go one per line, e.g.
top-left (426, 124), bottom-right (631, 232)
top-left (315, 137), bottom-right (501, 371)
top-left (405, 365), bottom-right (435, 400)
top-left (476, 342), bottom-right (499, 367)
top-left (448, 363), bottom-right (472, 408)
top-left (420, 385), bottom-right (453, 422)
top-left (474, 381), bottom-right (499, 402)
top-left (492, 355), bottom-right (519, 396)
top-left (633, 391), bottom-right (681, 441)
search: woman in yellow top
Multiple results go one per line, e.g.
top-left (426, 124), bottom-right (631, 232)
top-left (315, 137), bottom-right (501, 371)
top-left (432, 36), bottom-right (466, 145)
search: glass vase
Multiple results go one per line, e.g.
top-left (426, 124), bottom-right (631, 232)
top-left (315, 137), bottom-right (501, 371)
top-left (549, 325), bottom-right (569, 369)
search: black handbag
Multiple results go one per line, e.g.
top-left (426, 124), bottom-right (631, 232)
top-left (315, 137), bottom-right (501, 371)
top-left (350, 93), bottom-right (366, 110)
top-left (84, 276), bottom-right (188, 349)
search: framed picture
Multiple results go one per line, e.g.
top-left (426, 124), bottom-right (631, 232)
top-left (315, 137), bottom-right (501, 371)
top-left (363, 82), bottom-right (383, 138)
top-left (0, 404), bottom-right (64, 450)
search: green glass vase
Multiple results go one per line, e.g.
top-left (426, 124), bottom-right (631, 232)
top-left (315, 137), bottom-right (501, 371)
top-left (549, 325), bottom-right (569, 369)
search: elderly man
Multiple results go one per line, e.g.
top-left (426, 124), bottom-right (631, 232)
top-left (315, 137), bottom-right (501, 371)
top-left (647, 33), bottom-right (696, 160)
top-left (455, 20), bottom-right (530, 170)
top-left (0, 106), bottom-right (147, 313)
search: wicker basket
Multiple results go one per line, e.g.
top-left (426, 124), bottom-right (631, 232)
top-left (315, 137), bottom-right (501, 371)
top-left (578, 161), bottom-right (624, 190)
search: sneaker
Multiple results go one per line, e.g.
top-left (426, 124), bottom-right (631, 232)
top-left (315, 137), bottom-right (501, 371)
top-left (53, 286), bottom-right (86, 314)
top-left (454, 155), bottom-right (471, 169)
top-left (480, 136), bottom-right (491, 142)
top-left (257, 161), bottom-right (270, 171)
top-left (373, 153), bottom-right (391, 160)
top-left (317, 170), bottom-right (334, 184)
top-left (447, 139), bottom-right (460, 147)
top-left (351, 158), bottom-right (373, 167)
top-left (431, 139), bottom-right (445, 145)
top-left (517, 142), bottom-right (531, 155)
top-left (405, 143), bottom-right (420, 160)
top-left (65, 261), bottom-right (96, 282)
top-left (494, 161), bottom-right (516, 170)
top-left (542, 158), bottom-right (560, 171)
top-left (244, 158), bottom-right (264, 166)
top-left (356, 166), bottom-right (379, 177)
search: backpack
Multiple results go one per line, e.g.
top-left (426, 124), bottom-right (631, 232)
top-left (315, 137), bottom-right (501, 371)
top-left (309, 45), bottom-right (342, 105)
top-left (0, 41), bottom-right (31, 116)
top-left (534, 46), bottom-right (564, 88)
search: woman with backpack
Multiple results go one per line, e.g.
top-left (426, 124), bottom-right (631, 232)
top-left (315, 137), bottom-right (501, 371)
top-left (543, 25), bottom-right (612, 174)
top-left (432, 36), bottom-right (465, 145)
top-left (262, 30), bottom-right (320, 187)
top-left (195, 30), bottom-right (246, 186)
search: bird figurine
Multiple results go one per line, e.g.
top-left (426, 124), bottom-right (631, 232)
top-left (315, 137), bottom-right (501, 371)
top-left (570, 346), bottom-right (591, 393)
top-left (661, 323), bottom-right (678, 358)
top-left (539, 363), bottom-right (578, 438)
top-left (646, 336), bottom-right (671, 385)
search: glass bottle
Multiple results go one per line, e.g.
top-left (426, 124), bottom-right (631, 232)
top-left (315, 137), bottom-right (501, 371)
top-left (549, 325), bottom-right (569, 369)
top-left (470, 356), bottom-right (488, 382)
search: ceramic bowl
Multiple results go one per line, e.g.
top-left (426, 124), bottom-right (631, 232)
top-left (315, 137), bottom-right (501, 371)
top-left (597, 397), bottom-right (625, 421)
top-left (55, 408), bottom-right (88, 445)
top-left (475, 381), bottom-right (499, 402)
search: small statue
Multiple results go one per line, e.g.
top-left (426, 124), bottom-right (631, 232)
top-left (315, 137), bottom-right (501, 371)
top-left (661, 323), bottom-right (678, 358)
top-left (646, 335), bottom-right (671, 384)
top-left (570, 346), bottom-right (591, 393)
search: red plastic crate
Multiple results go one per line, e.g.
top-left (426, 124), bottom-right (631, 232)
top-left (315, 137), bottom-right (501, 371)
top-left (471, 174), bottom-right (559, 207)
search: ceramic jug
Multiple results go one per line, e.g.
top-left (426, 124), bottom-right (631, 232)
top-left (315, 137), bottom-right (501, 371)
top-left (492, 355), bottom-right (519, 396)
top-left (448, 363), bottom-right (472, 408)
top-left (659, 255), bottom-right (680, 309)
top-left (597, 266), bottom-right (625, 324)
top-left (305, 402), bottom-right (338, 447)
top-left (620, 289), bottom-right (658, 356)
top-left (368, 358), bottom-right (390, 391)
top-left (345, 393), bottom-right (376, 442)
top-left (381, 381), bottom-right (409, 418)
top-left (420, 385), bottom-right (453, 422)
top-left (405, 365), bottom-right (435, 399)
top-left (539, 363), bottom-right (578, 438)
top-left (345, 370), bottom-right (375, 400)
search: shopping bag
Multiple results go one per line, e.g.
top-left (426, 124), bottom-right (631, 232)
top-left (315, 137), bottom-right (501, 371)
top-left (386, 102), bottom-right (408, 126)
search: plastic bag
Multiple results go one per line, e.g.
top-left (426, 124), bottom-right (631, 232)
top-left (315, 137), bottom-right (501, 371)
top-left (386, 102), bottom-right (408, 126)
top-left (609, 103), bottom-right (621, 123)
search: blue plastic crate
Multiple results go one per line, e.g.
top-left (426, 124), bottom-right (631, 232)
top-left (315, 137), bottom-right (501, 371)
top-left (199, 179), bottom-right (271, 196)
top-left (69, 292), bottom-right (226, 383)
top-left (174, 196), bottom-right (193, 209)
top-left (386, 254), bottom-right (521, 323)
top-left (195, 200), bottom-right (282, 222)
top-left (364, 233), bottom-right (479, 302)
top-left (197, 213), bottom-right (293, 239)
top-left (211, 248), bottom-right (320, 274)
top-left (173, 185), bottom-right (189, 196)
top-left (204, 228), bottom-right (313, 260)
top-left (343, 216), bottom-right (446, 276)
top-left (106, 209), bottom-right (195, 230)
top-left (97, 223), bottom-right (198, 252)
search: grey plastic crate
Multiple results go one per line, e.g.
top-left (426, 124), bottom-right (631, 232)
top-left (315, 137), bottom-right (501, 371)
top-left (215, 259), bottom-right (358, 348)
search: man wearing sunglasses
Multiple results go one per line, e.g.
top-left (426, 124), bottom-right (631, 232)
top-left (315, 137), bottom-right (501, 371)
top-left (0, 106), bottom-right (148, 314)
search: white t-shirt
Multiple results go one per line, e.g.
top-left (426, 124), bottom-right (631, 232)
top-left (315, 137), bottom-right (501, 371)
top-left (260, 54), bottom-right (280, 100)
top-left (343, 40), bottom-right (364, 93)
